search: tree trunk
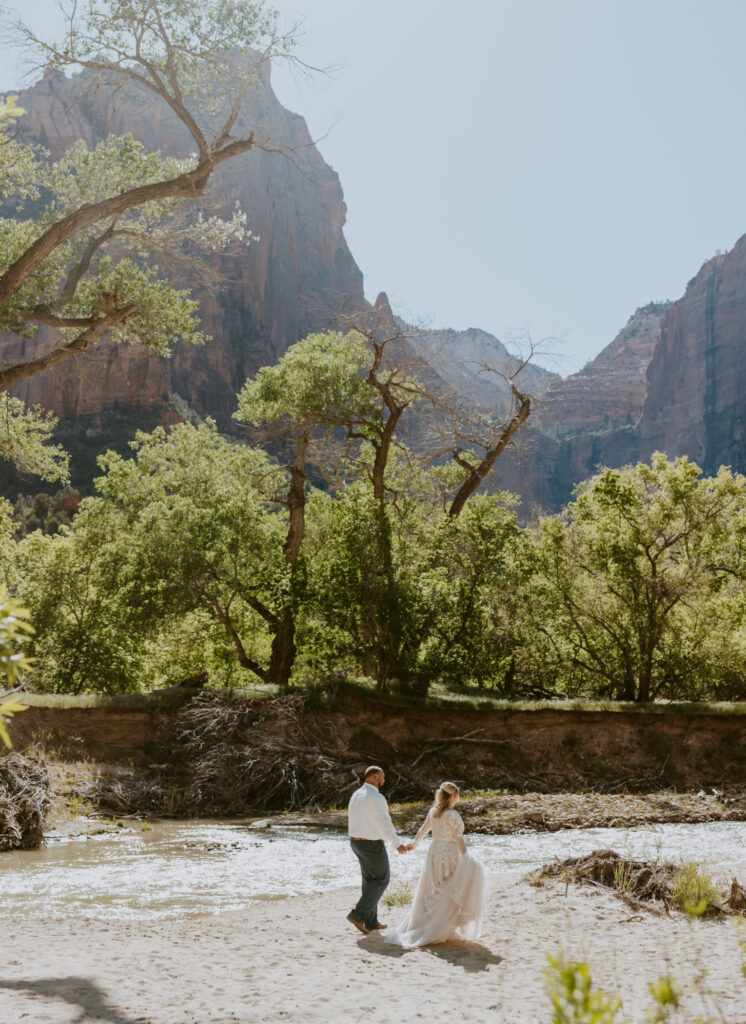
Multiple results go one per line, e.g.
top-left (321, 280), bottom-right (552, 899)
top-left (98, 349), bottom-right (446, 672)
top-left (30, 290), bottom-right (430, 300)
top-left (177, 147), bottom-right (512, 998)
top-left (268, 609), bottom-right (296, 689)
top-left (268, 430), bottom-right (310, 689)
top-left (370, 407), bottom-right (402, 501)
top-left (449, 387), bottom-right (531, 518)
top-left (284, 431), bottom-right (310, 563)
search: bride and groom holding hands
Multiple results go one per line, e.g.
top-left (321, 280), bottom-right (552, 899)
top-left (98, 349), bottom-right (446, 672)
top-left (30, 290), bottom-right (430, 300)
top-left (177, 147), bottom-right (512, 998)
top-left (347, 765), bottom-right (488, 947)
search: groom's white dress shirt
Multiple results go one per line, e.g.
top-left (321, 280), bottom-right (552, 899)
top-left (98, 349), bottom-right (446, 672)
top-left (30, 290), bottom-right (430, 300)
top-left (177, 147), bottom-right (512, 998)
top-left (348, 782), bottom-right (400, 846)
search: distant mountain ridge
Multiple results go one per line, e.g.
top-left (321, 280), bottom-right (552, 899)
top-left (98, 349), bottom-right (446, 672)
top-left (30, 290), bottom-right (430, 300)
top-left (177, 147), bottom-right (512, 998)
top-left (497, 235), bottom-right (746, 511)
top-left (537, 303), bottom-right (670, 439)
top-left (401, 322), bottom-right (559, 416)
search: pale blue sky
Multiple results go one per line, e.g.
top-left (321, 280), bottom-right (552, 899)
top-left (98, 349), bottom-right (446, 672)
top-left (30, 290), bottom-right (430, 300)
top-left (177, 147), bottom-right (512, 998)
top-left (3, 0), bottom-right (746, 373)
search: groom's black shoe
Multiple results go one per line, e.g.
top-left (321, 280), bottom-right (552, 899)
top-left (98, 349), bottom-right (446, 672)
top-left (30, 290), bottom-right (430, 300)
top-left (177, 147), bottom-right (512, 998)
top-left (346, 913), bottom-right (369, 935)
top-left (369, 922), bottom-right (387, 930)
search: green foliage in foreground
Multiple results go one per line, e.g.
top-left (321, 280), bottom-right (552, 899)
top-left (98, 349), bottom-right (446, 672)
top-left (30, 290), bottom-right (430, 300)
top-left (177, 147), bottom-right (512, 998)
top-left (545, 869), bottom-right (746, 1023)
top-left (0, 590), bottom-right (32, 746)
top-left (545, 955), bottom-right (623, 1023)
top-left (545, 955), bottom-right (684, 1024)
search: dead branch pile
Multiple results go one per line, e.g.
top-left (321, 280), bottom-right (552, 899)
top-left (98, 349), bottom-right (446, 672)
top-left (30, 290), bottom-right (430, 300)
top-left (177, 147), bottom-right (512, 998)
top-left (530, 849), bottom-right (746, 915)
top-left (82, 691), bottom-right (432, 817)
top-left (0, 754), bottom-right (51, 851)
top-left (535, 849), bottom-right (676, 904)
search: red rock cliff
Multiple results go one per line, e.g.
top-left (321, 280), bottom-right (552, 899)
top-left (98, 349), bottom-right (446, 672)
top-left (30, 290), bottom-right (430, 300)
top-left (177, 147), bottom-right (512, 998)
top-left (538, 303), bottom-right (668, 438)
top-left (4, 63), bottom-right (365, 439)
top-left (635, 240), bottom-right (746, 475)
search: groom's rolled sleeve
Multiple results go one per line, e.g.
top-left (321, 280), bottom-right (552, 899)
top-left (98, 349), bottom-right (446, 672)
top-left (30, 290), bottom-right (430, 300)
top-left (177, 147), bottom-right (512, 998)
top-left (374, 792), bottom-right (400, 848)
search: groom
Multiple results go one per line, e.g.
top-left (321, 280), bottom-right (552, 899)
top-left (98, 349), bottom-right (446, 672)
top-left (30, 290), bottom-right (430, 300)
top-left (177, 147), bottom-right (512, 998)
top-left (347, 765), bottom-right (409, 935)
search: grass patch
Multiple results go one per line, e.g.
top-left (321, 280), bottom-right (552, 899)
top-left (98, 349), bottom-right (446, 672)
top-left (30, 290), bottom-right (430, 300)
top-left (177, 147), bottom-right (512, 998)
top-left (17, 678), bottom-right (746, 715)
top-left (62, 793), bottom-right (94, 818)
top-left (612, 859), bottom-right (636, 895)
top-left (671, 862), bottom-right (724, 915)
top-left (384, 880), bottom-right (413, 907)
top-left (18, 685), bottom-right (276, 709)
top-left (320, 678), bottom-right (746, 715)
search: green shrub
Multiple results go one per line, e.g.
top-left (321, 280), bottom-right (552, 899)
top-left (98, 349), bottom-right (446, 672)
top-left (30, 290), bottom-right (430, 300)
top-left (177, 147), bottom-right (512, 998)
top-left (671, 862), bottom-right (723, 915)
top-left (544, 954), bottom-right (623, 1023)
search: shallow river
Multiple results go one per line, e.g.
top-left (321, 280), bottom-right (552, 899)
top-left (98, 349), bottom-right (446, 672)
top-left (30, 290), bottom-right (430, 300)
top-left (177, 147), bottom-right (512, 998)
top-left (4, 820), bottom-right (746, 920)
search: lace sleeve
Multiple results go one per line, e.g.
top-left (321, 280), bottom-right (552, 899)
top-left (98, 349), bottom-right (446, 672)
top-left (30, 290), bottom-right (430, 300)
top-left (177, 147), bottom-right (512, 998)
top-left (445, 810), bottom-right (466, 852)
top-left (411, 810), bottom-right (433, 849)
top-left (445, 811), bottom-right (465, 839)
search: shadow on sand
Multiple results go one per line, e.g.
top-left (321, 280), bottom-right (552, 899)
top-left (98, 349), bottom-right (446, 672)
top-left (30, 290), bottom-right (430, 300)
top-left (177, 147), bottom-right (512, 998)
top-left (358, 935), bottom-right (503, 973)
top-left (0, 976), bottom-right (142, 1023)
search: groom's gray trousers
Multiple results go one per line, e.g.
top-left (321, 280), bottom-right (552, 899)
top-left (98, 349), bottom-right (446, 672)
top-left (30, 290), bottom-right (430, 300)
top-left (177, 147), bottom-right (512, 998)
top-left (349, 838), bottom-right (390, 928)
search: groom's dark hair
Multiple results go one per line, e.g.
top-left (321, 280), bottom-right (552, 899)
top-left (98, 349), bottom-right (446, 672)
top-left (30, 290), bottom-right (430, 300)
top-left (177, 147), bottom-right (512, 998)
top-left (364, 765), bottom-right (384, 779)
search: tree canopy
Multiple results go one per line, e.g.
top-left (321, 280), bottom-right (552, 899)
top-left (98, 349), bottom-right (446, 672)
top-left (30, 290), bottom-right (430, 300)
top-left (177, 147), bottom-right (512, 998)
top-left (0, 0), bottom-right (293, 479)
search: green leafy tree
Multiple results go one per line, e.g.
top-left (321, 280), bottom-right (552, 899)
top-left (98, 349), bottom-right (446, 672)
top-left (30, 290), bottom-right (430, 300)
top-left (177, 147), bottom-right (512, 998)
top-left (526, 454), bottom-right (746, 702)
top-left (235, 329), bottom-right (382, 687)
top-left (16, 520), bottom-right (144, 694)
top-left (85, 420), bottom-right (287, 685)
top-left (234, 317), bottom-right (533, 693)
top-left (305, 470), bottom-right (521, 692)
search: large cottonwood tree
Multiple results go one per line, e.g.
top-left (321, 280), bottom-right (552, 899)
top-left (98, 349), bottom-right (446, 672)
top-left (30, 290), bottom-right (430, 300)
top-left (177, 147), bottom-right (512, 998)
top-left (0, 0), bottom-right (293, 475)
top-left (526, 454), bottom-right (746, 702)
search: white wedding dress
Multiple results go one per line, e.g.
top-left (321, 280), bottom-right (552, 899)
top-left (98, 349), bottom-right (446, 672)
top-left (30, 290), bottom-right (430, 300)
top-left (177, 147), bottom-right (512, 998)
top-left (385, 808), bottom-right (489, 947)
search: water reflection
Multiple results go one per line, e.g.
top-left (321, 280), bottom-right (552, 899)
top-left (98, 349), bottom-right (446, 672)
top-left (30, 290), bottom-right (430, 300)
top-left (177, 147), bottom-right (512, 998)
top-left (4, 819), bottom-right (746, 921)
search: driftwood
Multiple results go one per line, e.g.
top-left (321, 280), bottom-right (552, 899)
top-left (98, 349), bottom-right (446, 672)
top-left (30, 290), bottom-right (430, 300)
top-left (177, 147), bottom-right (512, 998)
top-left (529, 849), bottom-right (745, 917)
top-left (80, 691), bottom-right (434, 817)
top-left (0, 754), bottom-right (51, 851)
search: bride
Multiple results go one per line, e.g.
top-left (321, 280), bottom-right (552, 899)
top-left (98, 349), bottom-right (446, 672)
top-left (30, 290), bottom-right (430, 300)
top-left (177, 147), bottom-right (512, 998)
top-left (385, 781), bottom-right (489, 947)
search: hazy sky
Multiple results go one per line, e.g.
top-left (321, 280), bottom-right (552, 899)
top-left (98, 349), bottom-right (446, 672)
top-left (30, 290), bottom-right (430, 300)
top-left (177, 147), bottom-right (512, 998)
top-left (3, 1), bottom-right (746, 373)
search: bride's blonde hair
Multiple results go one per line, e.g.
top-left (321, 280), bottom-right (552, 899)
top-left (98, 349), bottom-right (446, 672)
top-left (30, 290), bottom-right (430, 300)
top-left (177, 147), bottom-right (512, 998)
top-left (432, 781), bottom-right (459, 818)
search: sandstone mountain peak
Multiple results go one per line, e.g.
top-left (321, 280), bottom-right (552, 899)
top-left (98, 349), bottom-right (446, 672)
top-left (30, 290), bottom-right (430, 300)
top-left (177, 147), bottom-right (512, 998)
top-left (537, 302), bottom-right (669, 440)
top-left (372, 292), bottom-right (394, 318)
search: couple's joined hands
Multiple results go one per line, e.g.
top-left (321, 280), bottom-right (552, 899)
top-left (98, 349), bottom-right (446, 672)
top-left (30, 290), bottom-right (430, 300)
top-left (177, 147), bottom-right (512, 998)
top-left (396, 843), bottom-right (414, 854)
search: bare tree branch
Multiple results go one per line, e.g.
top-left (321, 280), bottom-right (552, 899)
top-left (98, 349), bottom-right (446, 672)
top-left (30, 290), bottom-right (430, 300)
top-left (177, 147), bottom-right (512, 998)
top-left (0, 294), bottom-right (137, 388)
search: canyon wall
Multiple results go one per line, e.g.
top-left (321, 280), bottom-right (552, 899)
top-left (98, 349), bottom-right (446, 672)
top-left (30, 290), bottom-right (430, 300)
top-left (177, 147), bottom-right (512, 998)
top-left (636, 240), bottom-right (746, 476)
top-left (538, 303), bottom-right (669, 438)
top-left (2, 62), bottom-right (365, 482)
top-left (502, 236), bottom-right (746, 511)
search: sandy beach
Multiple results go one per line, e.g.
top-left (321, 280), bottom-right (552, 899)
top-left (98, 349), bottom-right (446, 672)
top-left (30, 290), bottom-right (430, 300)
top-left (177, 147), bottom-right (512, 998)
top-left (4, 869), bottom-right (746, 1024)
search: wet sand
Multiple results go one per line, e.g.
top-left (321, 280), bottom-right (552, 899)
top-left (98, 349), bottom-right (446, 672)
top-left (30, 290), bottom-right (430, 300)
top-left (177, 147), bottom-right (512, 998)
top-left (4, 871), bottom-right (746, 1023)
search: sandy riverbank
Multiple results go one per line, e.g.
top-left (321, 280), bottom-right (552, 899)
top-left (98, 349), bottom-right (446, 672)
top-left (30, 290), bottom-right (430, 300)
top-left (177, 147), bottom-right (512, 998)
top-left (4, 870), bottom-right (746, 1024)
